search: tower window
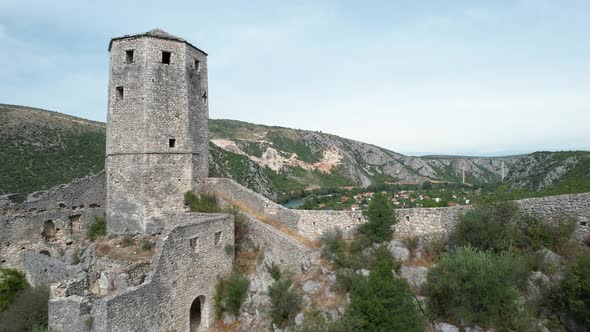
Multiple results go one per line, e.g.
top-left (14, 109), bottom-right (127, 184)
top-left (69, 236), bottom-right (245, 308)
top-left (195, 59), bottom-right (200, 72)
top-left (126, 50), bottom-right (134, 63)
top-left (116, 86), bottom-right (124, 101)
top-left (202, 91), bottom-right (207, 103)
top-left (214, 231), bottom-right (222, 246)
top-left (190, 237), bottom-right (199, 252)
top-left (162, 51), bottom-right (171, 64)
top-left (169, 139), bottom-right (176, 148)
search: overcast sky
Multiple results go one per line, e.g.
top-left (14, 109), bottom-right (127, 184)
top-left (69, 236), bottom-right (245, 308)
top-left (0, 0), bottom-right (588, 156)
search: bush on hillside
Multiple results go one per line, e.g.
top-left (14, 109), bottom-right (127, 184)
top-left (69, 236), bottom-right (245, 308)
top-left (449, 202), bottom-right (520, 253)
top-left (425, 246), bottom-right (529, 328)
top-left (213, 271), bottom-right (250, 319)
top-left (356, 193), bottom-right (397, 243)
top-left (185, 191), bottom-right (222, 213)
top-left (268, 275), bottom-right (302, 326)
top-left (87, 216), bottom-right (107, 241)
top-left (0, 286), bottom-right (49, 332)
top-left (340, 244), bottom-right (425, 331)
top-left (560, 253), bottom-right (590, 326)
top-left (449, 202), bottom-right (575, 254)
top-left (319, 227), bottom-right (346, 261)
top-left (0, 268), bottom-right (29, 312)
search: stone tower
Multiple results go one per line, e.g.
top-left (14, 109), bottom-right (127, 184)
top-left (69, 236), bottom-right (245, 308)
top-left (106, 29), bottom-right (209, 234)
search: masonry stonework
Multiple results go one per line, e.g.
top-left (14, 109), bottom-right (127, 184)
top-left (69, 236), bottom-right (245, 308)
top-left (106, 30), bottom-right (209, 234)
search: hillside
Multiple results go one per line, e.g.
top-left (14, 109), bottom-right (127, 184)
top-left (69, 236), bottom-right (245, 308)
top-left (1, 104), bottom-right (589, 201)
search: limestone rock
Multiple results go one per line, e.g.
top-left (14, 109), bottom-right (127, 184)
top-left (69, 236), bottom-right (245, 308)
top-left (435, 322), bottom-right (460, 332)
top-left (388, 240), bottom-right (410, 261)
top-left (303, 280), bottom-right (321, 294)
top-left (223, 313), bottom-right (236, 324)
top-left (295, 312), bottom-right (304, 327)
top-left (400, 265), bottom-right (429, 291)
top-left (527, 271), bottom-right (550, 301)
top-left (357, 269), bottom-right (370, 277)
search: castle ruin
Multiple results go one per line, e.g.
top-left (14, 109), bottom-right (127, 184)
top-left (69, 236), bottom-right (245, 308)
top-left (0, 29), bottom-right (589, 332)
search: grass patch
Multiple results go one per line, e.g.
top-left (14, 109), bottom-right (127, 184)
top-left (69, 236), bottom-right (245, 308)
top-left (87, 216), bottom-right (107, 241)
top-left (185, 191), bottom-right (223, 213)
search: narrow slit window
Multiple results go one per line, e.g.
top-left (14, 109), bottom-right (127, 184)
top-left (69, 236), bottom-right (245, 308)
top-left (169, 139), bottom-right (176, 148)
top-left (126, 50), bottom-right (134, 63)
top-left (190, 237), bottom-right (199, 252)
top-left (214, 231), bottom-right (222, 246)
top-left (195, 59), bottom-right (200, 72)
top-left (116, 86), bottom-right (124, 101)
top-left (162, 51), bottom-right (171, 64)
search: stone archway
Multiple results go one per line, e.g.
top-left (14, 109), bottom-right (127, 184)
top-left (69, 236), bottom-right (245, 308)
top-left (189, 295), bottom-right (206, 332)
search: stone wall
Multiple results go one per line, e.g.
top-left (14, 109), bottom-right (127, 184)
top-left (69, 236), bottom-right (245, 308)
top-left (0, 173), bottom-right (105, 269)
top-left (23, 251), bottom-right (81, 287)
top-left (239, 212), bottom-right (318, 274)
top-left (205, 177), bottom-right (590, 241)
top-left (49, 213), bottom-right (234, 332)
top-left (515, 193), bottom-right (590, 240)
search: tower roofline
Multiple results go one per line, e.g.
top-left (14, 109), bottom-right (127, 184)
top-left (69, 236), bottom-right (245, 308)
top-left (108, 29), bottom-right (208, 55)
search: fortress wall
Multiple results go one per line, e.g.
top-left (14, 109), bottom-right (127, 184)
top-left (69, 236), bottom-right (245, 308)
top-left (514, 193), bottom-right (590, 240)
top-left (205, 177), bottom-right (590, 241)
top-left (49, 213), bottom-right (234, 332)
top-left (205, 177), bottom-right (300, 228)
top-left (240, 212), bottom-right (317, 274)
top-left (0, 173), bottom-right (106, 269)
top-left (296, 210), bottom-right (365, 240)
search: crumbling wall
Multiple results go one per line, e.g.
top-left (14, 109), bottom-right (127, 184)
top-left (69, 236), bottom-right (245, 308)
top-left (0, 172), bottom-right (106, 269)
top-left (49, 213), bottom-right (234, 332)
top-left (23, 251), bottom-right (81, 287)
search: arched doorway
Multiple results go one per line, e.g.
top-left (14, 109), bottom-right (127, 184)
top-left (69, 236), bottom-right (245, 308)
top-left (190, 295), bottom-right (205, 332)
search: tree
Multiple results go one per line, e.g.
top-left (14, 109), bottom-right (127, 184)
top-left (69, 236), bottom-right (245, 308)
top-left (357, 193), bottom-right (397, 243)
top-left (560, 253), bottom-right (590, 326)
top-left (425, 246), bottom-right (528, 329)
top-left (340, 246), bottom-right (425, 331)
top-left (0, 269), bottom-right (29, 312)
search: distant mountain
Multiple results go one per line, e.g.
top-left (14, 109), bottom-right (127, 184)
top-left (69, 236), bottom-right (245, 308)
top-left (1, 104), bottom-right (589, 201)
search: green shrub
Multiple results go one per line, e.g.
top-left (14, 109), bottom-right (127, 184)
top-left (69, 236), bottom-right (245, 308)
top-left (356, 193), bottom-right (397, 243)
top-left (185, 191), bottom-right (222, 213)
top-left (517, 216), bottom-right (576, 252)
top-left (265, 262), bottom-right (282, 281)
top-left (560, 253), bottom-right (590, 326)
top-left (425, 246), bottom-right (529, 328)
top-left (0, 269), bottom-right (29, 312)
top-left (334, 268), bottom-right (356, 294)
top-left (299, 306), bottom-right (330, 332)
top-left (320, 227), bottom-right (346, 261)
top-left (450, 202), bottom-right (576, 255)
top-left (340, 244), bottom-right (425, 331)
top-left (268, 275), bottom-right (302, 326)
top-left (140, 240), bottom-right (153, 252)
top-left (403, 235), bottom-right (420, 259)
top-left (87, 216), bottom-right (107, 241)
top-left (424, 235), bottom-right (447, 263)
top-left (449, 202), bottom-right (520, 253)
top-left (213, 271), bottom-right (250, 319)
top-left (0, 286), bottom-right (49, 332)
